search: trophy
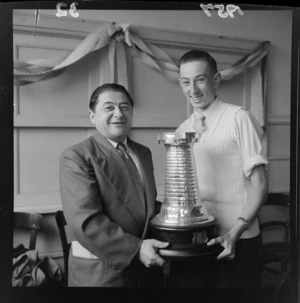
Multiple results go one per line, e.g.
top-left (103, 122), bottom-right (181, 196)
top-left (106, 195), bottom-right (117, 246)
top-left (150, 132), bottom-right (222, 260)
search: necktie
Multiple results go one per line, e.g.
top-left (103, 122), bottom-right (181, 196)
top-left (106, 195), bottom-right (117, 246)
top-left (193, 112), bottom-right (207, 135)
top-left (116, 143), bottom-right (145, 207)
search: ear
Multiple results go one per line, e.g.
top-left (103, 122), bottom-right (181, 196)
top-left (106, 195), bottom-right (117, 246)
top-left (214, 72), bottom-right (221, 87)
top-left (89, 110), bottom-right (95, 125)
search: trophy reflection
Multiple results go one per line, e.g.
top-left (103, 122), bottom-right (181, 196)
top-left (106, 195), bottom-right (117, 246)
top-left (150, 132), bottom-right (221, 259)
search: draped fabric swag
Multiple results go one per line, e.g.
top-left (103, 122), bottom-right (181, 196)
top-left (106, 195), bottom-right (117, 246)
top-left (14, 22), bottom-right (270, 126)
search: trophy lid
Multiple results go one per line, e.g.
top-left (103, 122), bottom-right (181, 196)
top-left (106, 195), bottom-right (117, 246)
top-left (158, 132), bottom-right (199, 145)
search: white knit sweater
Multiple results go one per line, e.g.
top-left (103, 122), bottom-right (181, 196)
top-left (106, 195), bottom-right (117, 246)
top-left (176, 98), bottom-right (268, 239)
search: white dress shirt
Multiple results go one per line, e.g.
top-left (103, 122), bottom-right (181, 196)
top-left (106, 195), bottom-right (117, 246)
top-left (107, 137), bottom-right (144, 185)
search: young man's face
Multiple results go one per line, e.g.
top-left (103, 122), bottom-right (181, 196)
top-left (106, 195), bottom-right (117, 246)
top-left (179, 60), bottom-right (220, 111)
top-left (89, 91), bottom-right (133, 143)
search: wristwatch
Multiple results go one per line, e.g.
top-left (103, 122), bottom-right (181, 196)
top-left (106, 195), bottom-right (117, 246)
top-left (237, 217), bottom-right (249, 229)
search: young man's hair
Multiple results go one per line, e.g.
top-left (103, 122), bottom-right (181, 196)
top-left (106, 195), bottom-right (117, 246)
top-left (179, 50), bottom-right (218, 74)
top-left (89, 83), bottom-right (134, 112)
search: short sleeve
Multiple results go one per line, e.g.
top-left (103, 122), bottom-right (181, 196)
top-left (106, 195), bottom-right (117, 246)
top-left (234, 109), bottom-right (268, 178)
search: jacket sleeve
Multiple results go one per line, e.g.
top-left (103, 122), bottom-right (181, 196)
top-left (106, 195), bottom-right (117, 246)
top-left (59, 148), bottom-right (142, 273)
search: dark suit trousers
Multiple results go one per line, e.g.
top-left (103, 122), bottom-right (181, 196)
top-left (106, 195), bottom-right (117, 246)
top-left (68, 254), bottom-right (165, 287)
top-left (166, 234), bottom-right (262, 289)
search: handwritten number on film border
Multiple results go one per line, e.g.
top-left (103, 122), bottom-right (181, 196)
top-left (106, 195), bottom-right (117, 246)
top-left (200, 4), bottom-right (244, 18)
top-left (56, 2), bottom-right (79, 18)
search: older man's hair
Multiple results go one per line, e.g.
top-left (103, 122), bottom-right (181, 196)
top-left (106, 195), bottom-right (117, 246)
top-left (89, 83), bottom-right (134, 112)
top-left (179, 50), bottom-right (218, 74)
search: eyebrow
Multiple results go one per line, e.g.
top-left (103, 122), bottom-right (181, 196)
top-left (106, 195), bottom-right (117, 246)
top-left (181, 74), bottom-right (207, 80)
top-left (102, 101), bottom-right (131, 106)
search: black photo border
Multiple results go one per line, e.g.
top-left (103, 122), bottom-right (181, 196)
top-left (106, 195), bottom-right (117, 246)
top-left (0, 1), bottom-right (299, 303)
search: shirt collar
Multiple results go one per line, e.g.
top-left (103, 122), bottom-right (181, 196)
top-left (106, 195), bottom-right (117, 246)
top-left (193, 96), bottom-right (221, 126)
top-left (106, 137), bottom-right (128, 148)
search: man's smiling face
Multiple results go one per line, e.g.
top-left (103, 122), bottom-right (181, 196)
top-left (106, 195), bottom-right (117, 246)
top-left (179, 60), bottom-right (220, 111)
top-left (89, 91), bottom-right (133, 143)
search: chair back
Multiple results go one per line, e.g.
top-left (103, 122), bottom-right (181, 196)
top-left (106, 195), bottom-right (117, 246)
top-left (55, 210), bottom-right (71, 279)
top-left (259, 192), bottom-right (291, 301)
top-left (13, 212), bottom-right (43, 251)
top-left (259, 192), bottom-right (290, 244)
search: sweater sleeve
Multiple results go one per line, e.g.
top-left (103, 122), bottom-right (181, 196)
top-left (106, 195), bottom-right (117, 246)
top-left (234, 109), bottom-right (268, 178)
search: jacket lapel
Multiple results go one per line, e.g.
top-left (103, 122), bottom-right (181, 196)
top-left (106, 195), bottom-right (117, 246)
top-left (92, 132), bottom-right (146, 231)
top-left (128, 139), bottom-right (156, 221)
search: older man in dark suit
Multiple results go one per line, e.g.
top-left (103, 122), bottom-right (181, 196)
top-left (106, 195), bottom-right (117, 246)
top-left (59, 83), bottom-right (168, 287)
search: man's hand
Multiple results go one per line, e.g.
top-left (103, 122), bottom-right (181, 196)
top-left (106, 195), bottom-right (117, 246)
top-left (138, 239), bottom-right (169, 267)
top-left (207, 233), bottom-right (236, 260)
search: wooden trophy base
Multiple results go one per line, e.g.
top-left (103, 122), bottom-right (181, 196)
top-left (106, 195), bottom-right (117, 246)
top-left (150, 222), bottom-right (223, 261)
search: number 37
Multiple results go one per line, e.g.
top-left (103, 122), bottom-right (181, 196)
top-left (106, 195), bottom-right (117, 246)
top-left (200, 4), bottom-right (243, 18)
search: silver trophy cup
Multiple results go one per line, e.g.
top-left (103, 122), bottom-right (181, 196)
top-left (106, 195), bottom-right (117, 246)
top-left (150, 132), bottom-right (222, 259)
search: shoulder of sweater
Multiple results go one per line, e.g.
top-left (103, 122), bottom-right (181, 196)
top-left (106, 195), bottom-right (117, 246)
top-left (218, 101), bottom-right (246, 121)
top-left (220, 100), bottom-right (243, 112)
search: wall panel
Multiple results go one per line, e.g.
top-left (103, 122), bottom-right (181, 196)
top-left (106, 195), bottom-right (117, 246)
top-left (268, 123), bottom-right (290, 159)
top-left (18, 58), bottom-right (90, 117)
top-left (268, 160), bottom-right (290, 193)
top-left (14, 128), bottom-right (91, 211)
top-left (130, 54), bottom-right (186, 126)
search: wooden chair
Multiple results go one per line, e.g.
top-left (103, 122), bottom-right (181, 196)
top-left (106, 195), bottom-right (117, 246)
top-left (13, 212), bottom-right (43, 251)
top-left (259, 192), bottom-right (292, 302)
top-left (55, 210), bottom-right (71, 282)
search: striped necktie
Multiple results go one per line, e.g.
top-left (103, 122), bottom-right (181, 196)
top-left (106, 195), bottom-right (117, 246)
top-left (116, 143), bottom-right (145, 207)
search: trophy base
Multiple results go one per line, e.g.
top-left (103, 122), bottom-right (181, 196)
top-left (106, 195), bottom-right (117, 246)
top-left (150, 221), bottom-right (223, 261)
top-left (158, 244), bottom-right (223, 261)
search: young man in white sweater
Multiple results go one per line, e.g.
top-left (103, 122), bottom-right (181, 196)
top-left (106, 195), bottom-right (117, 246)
top-left (169, 49), bottom-right (268, 289)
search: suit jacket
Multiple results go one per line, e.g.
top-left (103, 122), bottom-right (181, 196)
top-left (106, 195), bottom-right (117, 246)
top-left (59, 131), bottom-right (162, 287)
